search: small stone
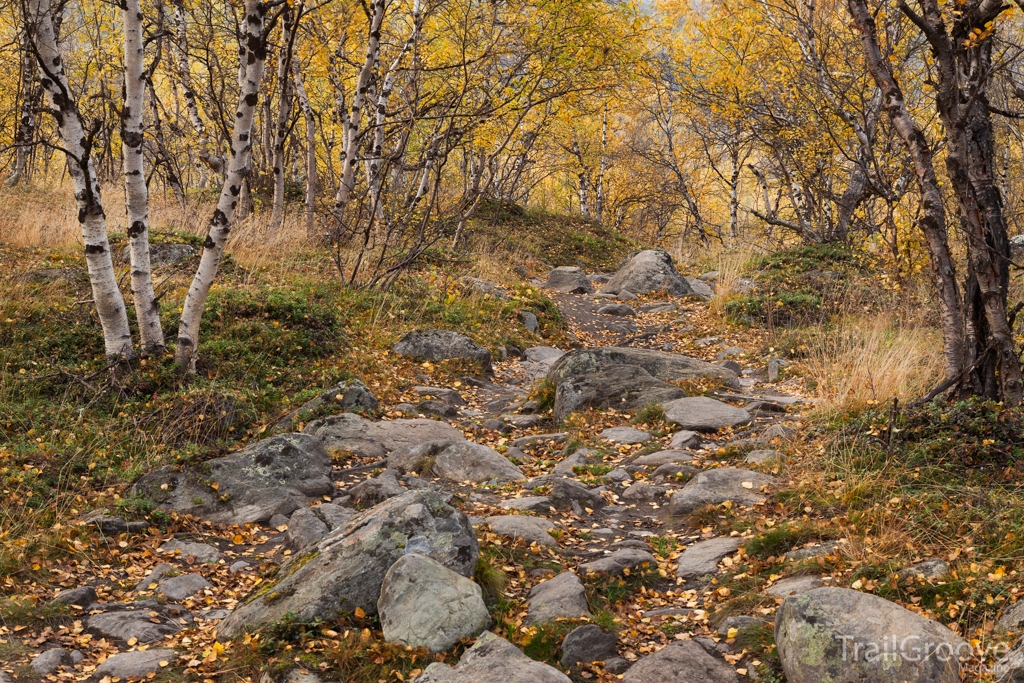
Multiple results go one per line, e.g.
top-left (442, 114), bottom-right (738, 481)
top-left (31, 648), bottom-right (71, 675)
top-left (157, 573), bottom-right (212, 602)
top-left (269, 514), bottom-right (289, 528)
top-left (766, 575), bottom-right (825, 598)
top-left (580, 548), bottom-right (656, 577)
top-left (632, 450), bottom-right (694, 467)
top-left (622, 640), bottom-right (737, 682)
top-left (50, 586), bottom-right (96, 607)
top-left (717, 615), bottom-right (763, 638)
top-left (560, 624), bottom-right (618, 668)
top-left (159, 540), bottom-right (223, 564)
top-left (721, 360), bottom-right (742, 374)
top-left (86, 602), bottom-right (193, 644)
top-left (663, 396), bottom-right (751, 431)
top-left (669, 468), bottom-right (775, 515)
top-left (620, 482), bottom-right (666, 502)
top-left (599, 426), bottom-right (651, 444)
top-left (499, 496), bottom-right (552, 512)
top-left (482, 418), bottom-right (514, 433)
top-left (616, 289), bottom-right (639, 301)
top-left (135, 563), bottom-right (175, 591)
top-left (596, 303), bottom-right (637, 317)
top-left (546, 266), bottom-right (594, 294)
top-left (94, 649), bottom-right (179, 679)
top-left (230, 560), bottom-right (252, 573)
top-left (550, 478), bottom-right (605, 510)
top-left (486, 515), bottom-right (560, 547)
top-left (745, 449), bottom-right (782, 464)
top-left (521, 311), bottom-right (540, 333)
top-left (605, 468), bottom-right (632, 483)
top-left (897, 558), bottom-right (949, 582)
top-left (675, 537), bottom-right (743, 582)
top-left (715, 346), bottom-right (743, 360)
top-left (526, 572), bottom-right (591, 625)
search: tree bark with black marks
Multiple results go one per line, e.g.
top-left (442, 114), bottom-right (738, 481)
top-left (6, 30), bottom-right (39, 187)
top-left (122, 0), bottom-right (165, 354)
top-left (175, 0), bottom-right (274, 372)
top-left (26, 0), bottom-right (133, 360)
top-left (270, 3), bottom-right (298, 228)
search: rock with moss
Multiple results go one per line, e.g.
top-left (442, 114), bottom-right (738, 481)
top-left (546, 347), bottom-right (740, 422)
top-left (775, 587), bottom-right (966, 683)
top-left (304, 413), bottom-right (464, 460)
top-left (418, 631), bottom-right (572, 682)
top-left (272, 379), bottom-right (379, 432)
top-left (604, 250), bottom-right (693, 297)
top-left (217, 490), bottom-right (478, 639)
top-left (393, 329), bottom-right (492, 370)
top-left (378, 553), bottom-right (490, 652)
top-left (132, 433), bottom-right (333, 525)
top-left (622, 640), bottom-right (736, 682)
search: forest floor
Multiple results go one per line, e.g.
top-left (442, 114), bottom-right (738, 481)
top-left (3, 202), bottom-right (1024, 683)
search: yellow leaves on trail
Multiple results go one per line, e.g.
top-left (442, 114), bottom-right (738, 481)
top-left (231, 534), bottom-right (245, 545)
top-left (354, 606), bottom-right (366, 619)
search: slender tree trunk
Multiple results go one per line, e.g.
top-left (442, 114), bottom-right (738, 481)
top-left (594, 104), bottom-right (608, 223)
top-left (171, 0), bottom-right (223, 178)
top-left (175, 0), bottom-right (268, 372)
top-left (292, 57), bottom-right (317, 239)
top-left (27, 0), bottom-right (133, 360)
top-left (6, 33), bottom-right (37, 187)
top-left (848, 0), bottom-right (964, 383)
top-left (728, 147), bottom-right (741, 240)
top-left (122, 0), bottom-right (165, 354)
top-left (271, 6), bottom-right (297, 228)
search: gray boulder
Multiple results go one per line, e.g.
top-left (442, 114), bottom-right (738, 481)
top-left (159, 540), bottom-right (223, 564)
top-left (31, 648), bottom-right (72, 675)
top-left (675, 537), bottom-right (743, 583)
top-left (622, 640), bottom-right (737, 682)
top-left (273, 379), bottom-right (379, 431)
top-left (486, 515), bottom-right (560, 547)
top-left (431, 442), bottom-right (525, 483)
top-left (547, 347), bottom-right (739, 422)
top-left (284, 507), bottom-right (328, 551)
top-left (348, 469), bottom-right (408, 506)
top-left (499, 496), bottom-right (552, 512)
top-left (599, 427), bottom-right (651, 444)
top-left (580, 548), bottom-right (657, 576)
top-left (684, 277), bottom-right (715, 300)
top-left (775, 587), bottom-right (966, 683)
top-left (596, 303), bottom-right (636, 317)
top-left (526, 572), bottom-right (591, 625)
top-left (94, 649), bottom-right (179, 679)
top-left (561, 624), bottom-right (618, 668)
top-left (157, 573), bottom-right (212, 601)
top-left (132, 433), bottom-right (333, 525)
top-left (620, 482), bottom-right (666, 502)
top-left (546, 266), bottom-right (593, 294)
top-left (393, 329), bottom-right (492, 370)
top-left (669, 468), bottom-right (776, 515)
top-left (217, 490), bottom-right (478, 638)
top-left (632, 450), bottom-right (694, 467)
top-left (86, 601), bottom-right (193, 643)
top-left (550, 478), bottom-right (605, 510)
top-left (305, 413), bottom-right (464, 459)
top-left (416, 631), bottom-right (571, 682)
top-left (50, 586), bottom-right (97, 607)
top-left (604, 250), bottom-right (693, 297)
top-left (378, 554), bottom-right (490, 652)
top-left (669, 430), bottom-right (702, 449)
top-left (663, 397), bottom-right (751, 431)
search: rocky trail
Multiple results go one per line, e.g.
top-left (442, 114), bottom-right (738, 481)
top-left (1, 251), bottom-right (988, 683)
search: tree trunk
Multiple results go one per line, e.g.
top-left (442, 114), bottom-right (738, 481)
top-left (292, 57), bottom-right (316, 239)
top-left (847, 0), bottom-right (965, 384)
top-left (28, 0), bottom-right (133, 360)
top-left (271, 6), bottom-right (298, 228)
top-left (122, 0), bottom-right (165, 354)
top-left (6, 33), bottom-right (38, 187)
top-left (175, 0), bottom-right (268, 372)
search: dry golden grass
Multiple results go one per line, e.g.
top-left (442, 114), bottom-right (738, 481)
top-left (706, 244), bottom-right (760, 323)
top-left (801, 314), bottom-right (943, 413)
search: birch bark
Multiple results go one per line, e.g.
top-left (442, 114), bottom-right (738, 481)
top-left (28, 0), bottom-right (134, 360)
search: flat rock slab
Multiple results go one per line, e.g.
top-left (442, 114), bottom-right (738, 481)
top-left (509, 432), bottom-right (568, 449)
top-left (599, 427), bottom-right (651, 444)
top-left (486, 515), bottom-right (559, 547)
top-left (417, 632), bottom-right (571, 682)
top-left (378, 554), bottom-right (490, 652)
top-left (159, 540), bottom-right (223, 564)
top-left (431, 442), bottom-right (525, 483)
top-left (51, 586), bottom-right (97, 607)
top-left (305, 413), bottom-right (465, 459)
top-left (766, 575), bottom-right (825, 598)
top-left (622, 640), bottom-right (737, 683)
top-left (132, 433), bottom-right (333, 525)
top-left (745, 449), bottom-right (782, 464)
top-left (393, 329), bottom-right (492, 369)
top-left (632, 450), bottom-right (694, 466)
top-left (218, 490), bottom-right (478, 639)
top-left (669, 468), bottom-right (776, 515)
top-left (581, 548), bottom-right (657, 577)
top-left (86, 602), bottom-right (193, 644)
top-left (526, 572), bottom-right (591, 625)
top-left (775, 587), bottom-right (966, 683)
top-left (499, 496), bottom-right (552, 512)
top-left (675, 537), bottom-right (743, 582)
top-left (157, 573), bottom-right (212, 601)
top-left (94, 649), bottom-right (179, 679)
top-left (663, 397), bottom-right (751, 432)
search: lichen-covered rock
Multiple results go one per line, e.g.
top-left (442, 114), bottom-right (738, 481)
top-left (93, 649), bottom-right (179, 679)
top-left (273, 379), bottom-right (379, 431)
top-left (305, 413), bottom-right (464, 460)
top-left (378, 554), bottom-right (490, 652)
top-left (675, 537), bottom-right (743, 583)
top-left (662, 397), bottom-right (751, 431)
top-left (86, 601), bottom-right (193, 644)
top-left (430, 442), bottom-right (525, 483)
top-left (669, 468), bottom-right (775, 515)
top-left (546, 348), bottom-right (739, 422)
top-left (525, 572), bottom-right (591, 625)
top-left (217, 490), bottom-right (478, 639)
top-left (417, 632), bottom-right (571, 682)
top-left (132, 434), bottom-right (332, 525)
top-left (604, 250), bottom-right (693, 297)
top-left (775, 587), bottom-right (966, 683)
top-left (393, 329), bottom-right (492, 369)
top-left (622, 640), bottom-right (736, 682)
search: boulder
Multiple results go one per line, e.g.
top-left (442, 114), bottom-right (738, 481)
top-left (604, 250), bottom-right (693, 297)
top-left (580, 548), bottom-right (657, 577)
top-left (431, 442), bottom-right (526, 483)
top-left (560, 624), bottom-right (618, 668)
top-left (217, 490), bottom-right (478, 638)
top-left (675, 537), bottom-right (743, 583)
top-left (622, 640), bottom-right (737, 683)
top-left (620, 482), bottom-right (666, 502)
top-left (94, 649), bottom-right (179, 679)
top-left (766, 575), bottom-right (825, 598)
top-left (599, 427), bottom-right (651, 444)
top-left (526, 572), bottom-right (591, 625)
top-left (284, 507), bottom-right (328, 551)
top-left (50, 586), bottom-right (97, 607)
top-left (550, 478), bottom-right (605, 511)
top-left (662, 397), bottom-right (751, 431)
top-left (159, 540), bottom-right (223, 564)
top-left (499, 496), bottom-right (552, 512)
top-left (632, 450), bottom-right (694, 467)
top-left (31, 648), bottom-right (72, 675)
top-left (86, 601), bottom-right (193, 643)
top-left (378, 554), bottom-right (490, 652)
top-left (684, 277), bottom-right (715, 300)
top-left (775, 587), bottom-right (967, 683)
top-left (596, 303), bottom-right (636, 317)
top-left (416, 631), bottom-right (571, 682)
top-left (305, 413), bottom-right (464, 459)
top-left (273, 379), bottom-right (379, 431)
top-left (157, 573), bottom-right (212, 601)
top-left (393, 329), bottom-right (492, 369)
top-left (547, 347), bottom-right (739, 422)
top-left (669, 430), bottom-right (702, 449)
top-left (525, 346), bottom-right (565, 363)
top-left (416, 400), bottom-right (459, 419)
top-left (348, 469), bottom-right (408, 506)
top-left (669, 468), bottom-right (776, 515)
top-left (546, 266), bottom-right (593, 294)
top-left (132, 434), bottom-right (333, 525)
top-left (486, 515), bottom-right (560, 547)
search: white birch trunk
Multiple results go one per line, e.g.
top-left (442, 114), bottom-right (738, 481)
top-left (174, 0), bottom-right (268, 371)
top-left (122, 0), bottom-right (165, 354)
top-left (292, 57), bottom-right (317, 239)
top-left (28, 0), bottom-right (133, 360)
top-left (172, 0), bottom-right (223, 177)
top-left (271, 6), bottom-right (298, 227)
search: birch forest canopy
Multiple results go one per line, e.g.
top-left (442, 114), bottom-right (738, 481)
top-left (10, 0), bottom-right (1024, 680)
